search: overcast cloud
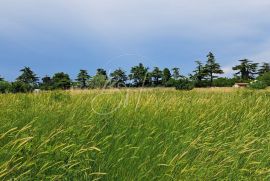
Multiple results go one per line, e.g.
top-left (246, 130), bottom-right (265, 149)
top-left (1, 1), bottom-right (270, 79)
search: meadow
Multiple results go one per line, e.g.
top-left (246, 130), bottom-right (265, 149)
top-left (0, 88), bottom-right (270, 180)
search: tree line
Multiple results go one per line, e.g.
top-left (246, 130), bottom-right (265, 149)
top-left (0, 52), bottom-right (270, 93)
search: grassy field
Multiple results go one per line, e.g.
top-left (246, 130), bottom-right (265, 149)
top-left (0, 88), bottom-right (270, 180)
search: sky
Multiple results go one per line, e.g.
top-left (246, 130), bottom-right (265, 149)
top-left (1, 0), bottom-right (270, 81)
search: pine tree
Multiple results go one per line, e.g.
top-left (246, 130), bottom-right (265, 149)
top-left (232, 59), bottom-right (258, 80)
top-left (151, 67), bottom-right (163, 86)
top-left (129, 63), bottom-right (149, 87)
top-left (162, 68), bottom-right (171, 85)
top-left (52, 72), bottom-right (71, 90)
top-left (16, 67), bottom-right (39, 86)
top-left (258, 62), bottom-right (270, 76)
top-left (40, 75), bottom-right (53, 90)
top-left (190, 61), bottom-right (207, 86)
top-left (76, 70), bottom-right (90, 89)
top-left (110, 68), bottom-right (127, 87)
top-left (204, 52), bottom-right (223, 86)
top-left (172, 68), bottom-right (181, 80)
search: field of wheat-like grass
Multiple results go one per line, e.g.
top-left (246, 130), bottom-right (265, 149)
top-left (0, 89), bottom-right (270, 180)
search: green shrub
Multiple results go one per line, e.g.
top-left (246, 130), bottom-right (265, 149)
top-left (213, 78), bottom-right (236, 87)
top-left (194, 80), bottom-right (209, 87)
top-left (89, 75), bottom-right (108, 89)
top-left (175, 79), bottom-right (194, 90)
top-left (165, 78), bottom-right (176, 87)
top-left (10, 81), bottom-right (32, 93)
top-left (0, 81), bottom-right (11, 93)
top-left (257, 72), bottom-right (270, 86)
top-left (235, 78), bottom-right (252, 83)
top-left (249, 80), bottom-right (267, 89)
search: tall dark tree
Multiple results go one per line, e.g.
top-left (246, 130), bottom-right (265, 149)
top-left (190, 61), bottom-right (207, 85)
top-left (232, 59), bottom-right (258, 80)
top-left (16, 67), bottom-right (39, 87)
top-left (0, 76), bottom-right (4, 81)
top-left (42, 76), bottom-right (52, 84)
top-left (204, 52), bottom-right (224, 86)
top-left (76, 70), bottom-right (90, 89)
top-left (96, 68), bottom-right (108, 79)
top-left (52, 72), bottom-right (71, 90)
top-left (40, 75), bottom-right (53, 90)
top-left (258, 62), bottom-right (270, 76)
top-left (162, 68), bottom-right (171, 85)
top-left (129, 63), bottom-right (149, 87)
top-left (110, 68), bottom-right (127, 87)
top-left (172, 68), bottom-right (181, 80)
top-left (151, 67), bottom-right (163, 86)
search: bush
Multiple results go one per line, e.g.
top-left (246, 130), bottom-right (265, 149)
top-left (40, 84), bottom-right (54, 91)
top-left (249, 80), bottom-right (267, 89)
top-left (165, 78), bottom-right (176, 87)
top-left (0, 81), bottom-right (11, 93)
top-left (234, 78), bottom-right (252, 83)
top-left (10, 81), bottom-right (32, 93)
top-left (194, 80), bottom-right (209, 87)
top-left (258, 72), bottom-right (270, 86)
top-left (213, 78), bottom-right (236, 87)
top-left (89, 75), bottom-right (108, 89)
top-left (175, 79), bottom-right (194, 90)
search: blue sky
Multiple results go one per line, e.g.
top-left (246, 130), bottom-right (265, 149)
top-left (1, 0), bottom-right (270, 81)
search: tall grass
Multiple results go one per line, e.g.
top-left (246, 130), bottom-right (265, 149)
top-left (0, 89), bottom-right (270, 180)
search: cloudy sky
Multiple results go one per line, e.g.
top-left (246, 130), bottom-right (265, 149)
top-left (1, 0), bottom-right (270, 80)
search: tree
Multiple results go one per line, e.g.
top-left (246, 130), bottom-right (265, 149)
top-left (89, 74), bottom-right (107, 89)
top-left (52, 72), bottom-right (71, 90)
top-left (162, 68), bottom-right (171, 86)
top-left (76, 70), bottom-right (90, 89)
top-left (89, 69), bottom-right (109, 88)
top-left (258, 62), bottom-right (270, 76)
top-left (258, 72), bottom-right (270, 86)
top-left (96, 68), bottom-right (108, 79)
top-left (42, 75), bottom-right (52, 85)
top-left (175, 78), bottom-right (194, 90)
top-left (190, 61), bottom-right (207, 86)
top-left (151, 67), bottom-right (163, 86)
top-left (129, 63), bottom-right (149, 87)
top-left (232, 59), bottom-right (258, 80)
top-left (16, 67), bottom-right (39, 88)
top-left (172, 68), bottom-right (181, 80)
top-left (40, 75), bottom-right (53, 90)
top-left (0, 81), bottom-right (11, 93)
top-left (110, 68), bottom-right (127, 87)
top-left (204, 52), bottom-right (224, 86)
top-left (10, 81), bottom-right (31, 93)
top-left (0, 76), bottom-right (3, 81)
